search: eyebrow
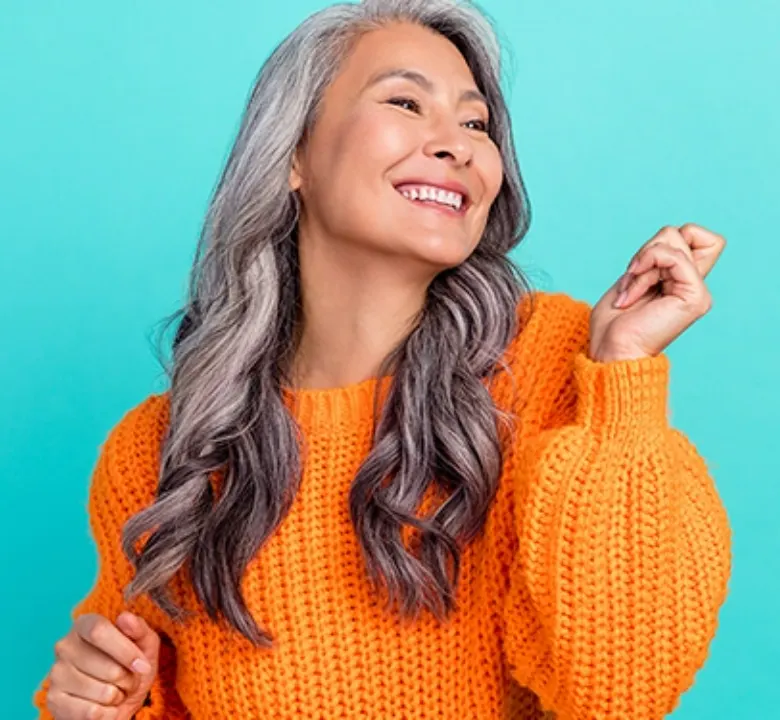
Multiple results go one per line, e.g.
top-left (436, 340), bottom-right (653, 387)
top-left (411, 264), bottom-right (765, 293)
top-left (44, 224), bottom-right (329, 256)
top-left (362, 67), bottom-right (489, 109)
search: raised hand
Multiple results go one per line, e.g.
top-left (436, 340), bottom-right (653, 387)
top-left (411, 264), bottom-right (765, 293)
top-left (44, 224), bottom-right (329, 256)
top-left (589, 224), bottom-right (726, 362)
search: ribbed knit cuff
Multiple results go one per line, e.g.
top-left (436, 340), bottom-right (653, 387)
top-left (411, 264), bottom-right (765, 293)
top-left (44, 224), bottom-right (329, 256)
top-left (573, 351), bottom-right (671, 434)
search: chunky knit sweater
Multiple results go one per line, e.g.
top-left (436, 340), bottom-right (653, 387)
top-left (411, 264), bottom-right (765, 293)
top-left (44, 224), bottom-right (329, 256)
top-left (33, 291), bottom-right (731, 720)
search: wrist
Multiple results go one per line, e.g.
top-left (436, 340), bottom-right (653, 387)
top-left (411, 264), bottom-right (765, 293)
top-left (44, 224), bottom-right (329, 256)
top-left (588, 347), bottom-right (656, 363)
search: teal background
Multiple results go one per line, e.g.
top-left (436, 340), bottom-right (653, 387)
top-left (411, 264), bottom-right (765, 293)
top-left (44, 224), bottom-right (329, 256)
top-left (1, 1), bottom-right (776, 717)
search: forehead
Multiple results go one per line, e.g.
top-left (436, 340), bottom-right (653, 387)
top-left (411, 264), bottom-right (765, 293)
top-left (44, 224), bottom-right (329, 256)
top-left (333, 21), bottom-right (479, 95)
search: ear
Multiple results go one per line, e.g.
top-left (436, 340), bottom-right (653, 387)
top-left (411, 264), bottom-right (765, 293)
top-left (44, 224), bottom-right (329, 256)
top-left (289, 146), bottom-right (304, 192)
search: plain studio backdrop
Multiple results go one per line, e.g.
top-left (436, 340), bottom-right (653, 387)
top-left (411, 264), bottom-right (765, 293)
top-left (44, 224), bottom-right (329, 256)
top-left (1, 1), bottom-right (777, 717)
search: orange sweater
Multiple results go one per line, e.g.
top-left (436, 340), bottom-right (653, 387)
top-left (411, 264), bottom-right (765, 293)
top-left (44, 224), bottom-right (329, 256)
top-left (33, 291), bottom-right (731, 720)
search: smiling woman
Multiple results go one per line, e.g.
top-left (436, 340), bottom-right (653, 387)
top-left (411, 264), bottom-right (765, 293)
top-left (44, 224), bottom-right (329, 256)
top-left (285, 18), bottom-right (511, 288)
top-left (33, 1), bottom-right (731, 719)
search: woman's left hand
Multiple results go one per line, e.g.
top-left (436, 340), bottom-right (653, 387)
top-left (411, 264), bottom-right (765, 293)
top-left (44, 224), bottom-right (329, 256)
top-left (589, 224), bottom-right (727, 363)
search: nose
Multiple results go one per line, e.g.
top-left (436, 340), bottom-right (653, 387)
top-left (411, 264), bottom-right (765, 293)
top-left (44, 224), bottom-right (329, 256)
top-left (422, 117), bottom-right (474, 168)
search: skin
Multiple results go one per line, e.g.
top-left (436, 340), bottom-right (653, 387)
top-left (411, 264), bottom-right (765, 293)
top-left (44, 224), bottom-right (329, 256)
top-left (288, 21), bottom-right (503, 389)
top-left (45, 611), bottom-right (159, 719)
top-left (591, 223), bottom-right (726, 362)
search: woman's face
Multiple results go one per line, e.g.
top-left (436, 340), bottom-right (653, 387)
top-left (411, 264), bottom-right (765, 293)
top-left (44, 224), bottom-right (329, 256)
top-left (290, 21), bottom-right (504, 274)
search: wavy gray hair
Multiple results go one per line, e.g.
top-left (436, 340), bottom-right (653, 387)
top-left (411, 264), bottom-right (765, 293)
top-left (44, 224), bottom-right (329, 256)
top-left (123, 0), bottom-right (536, 647)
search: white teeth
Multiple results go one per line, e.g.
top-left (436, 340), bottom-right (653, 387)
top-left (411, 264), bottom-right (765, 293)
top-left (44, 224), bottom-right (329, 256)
top-left (398, 184), bottom-right (464, 210)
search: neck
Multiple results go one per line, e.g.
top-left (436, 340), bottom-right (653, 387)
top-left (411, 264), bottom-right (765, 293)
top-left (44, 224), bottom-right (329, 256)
top-left (289, 234), bottom-right (434, 391)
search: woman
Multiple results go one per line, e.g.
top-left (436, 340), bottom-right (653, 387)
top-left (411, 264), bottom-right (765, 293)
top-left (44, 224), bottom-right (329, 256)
top-left (34, 0), bottom-right (731, 718)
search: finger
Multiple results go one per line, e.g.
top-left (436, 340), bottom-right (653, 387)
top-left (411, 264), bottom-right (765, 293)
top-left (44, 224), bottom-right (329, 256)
top-left (616, 269), bottom-right (638, 296)
top-left (615, 267), bottom-right (662, 307)
top-left (627, 226), bottom-right (694, 273)
top-left (49, 658), bottom-right (127, 706)
top-left (678, 223), bottom-right (727, 277)
top-left (618, 223), bottom-right (701, 300)
top-left (619, 245), bottom-right (704, 308)
top-left (74, 614), bottom-right (153, 677)
top-left (46, 687), bottom-right (120, 720)
top-left (59, 634), bottom-right (139, 696)
top-left (115, 612), bottom-right (160, 673)
top-left (619, 265), bottom-right (680, 308)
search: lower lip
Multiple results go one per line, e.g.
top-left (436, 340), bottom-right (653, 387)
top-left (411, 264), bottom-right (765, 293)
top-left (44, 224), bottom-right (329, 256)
top-left (395, 190), bottom-right (467, 217)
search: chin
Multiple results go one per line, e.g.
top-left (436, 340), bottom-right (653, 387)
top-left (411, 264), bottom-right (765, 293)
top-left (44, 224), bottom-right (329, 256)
top-left (405, 234), bottom-right (475, 270)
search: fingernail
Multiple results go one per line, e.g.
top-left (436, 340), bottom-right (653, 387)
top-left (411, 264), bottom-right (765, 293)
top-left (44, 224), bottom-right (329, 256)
top-left (628, 259), bottom-right (638, 273)
top-left (614, 291), bottom-right (627, 308)
top-left (132, 657), bottom-right (152, 674)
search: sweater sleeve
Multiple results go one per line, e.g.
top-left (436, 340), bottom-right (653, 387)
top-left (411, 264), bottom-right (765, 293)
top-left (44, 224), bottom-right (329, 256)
top-left (501, 347), bottom-right (732, 720)
top-left (32, 397), bottom-right (190, 720)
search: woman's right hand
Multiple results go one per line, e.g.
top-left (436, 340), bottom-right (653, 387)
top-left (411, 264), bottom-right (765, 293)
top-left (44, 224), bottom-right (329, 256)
top-left (44, 611), bottom-right (160, 720)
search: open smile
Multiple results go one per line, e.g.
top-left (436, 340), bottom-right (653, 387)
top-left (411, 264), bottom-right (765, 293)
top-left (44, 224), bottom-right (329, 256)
top-left (393, 181), bottom-right (471, 217)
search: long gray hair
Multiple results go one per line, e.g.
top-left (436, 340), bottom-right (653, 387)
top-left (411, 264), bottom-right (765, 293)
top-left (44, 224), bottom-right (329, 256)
top-left (123, 0), bottom-right (536, 647)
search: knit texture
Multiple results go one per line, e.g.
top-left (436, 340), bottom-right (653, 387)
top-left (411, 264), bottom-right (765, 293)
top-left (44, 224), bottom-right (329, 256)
top-left (33, 291), bottom-right (731, 720)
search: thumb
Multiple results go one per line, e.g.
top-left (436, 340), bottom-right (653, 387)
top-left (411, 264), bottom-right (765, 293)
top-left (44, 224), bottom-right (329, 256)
top-left (116, 611), bottom-right (161, 674)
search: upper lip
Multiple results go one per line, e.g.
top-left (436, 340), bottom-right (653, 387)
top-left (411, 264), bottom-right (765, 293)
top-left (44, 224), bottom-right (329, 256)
top-left (392, 178), bottom-right (472, 208)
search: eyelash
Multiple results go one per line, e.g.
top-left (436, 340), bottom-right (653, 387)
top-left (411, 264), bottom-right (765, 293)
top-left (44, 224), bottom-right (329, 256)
top-left (386, 96), bottom-right (489, 133)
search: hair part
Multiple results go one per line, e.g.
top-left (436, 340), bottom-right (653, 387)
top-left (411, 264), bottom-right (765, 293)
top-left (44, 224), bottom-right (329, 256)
top-left (124, 0), bottom-right (536, 647)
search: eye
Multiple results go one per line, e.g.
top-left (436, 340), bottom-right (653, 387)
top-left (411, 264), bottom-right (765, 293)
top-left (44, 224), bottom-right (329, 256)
top-left (463, 118), bottom-right (489, 133)
top-left (387, 96), bottom-right (422, 113)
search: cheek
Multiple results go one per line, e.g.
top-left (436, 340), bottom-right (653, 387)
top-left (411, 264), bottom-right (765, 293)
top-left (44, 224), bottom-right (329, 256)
top-left (309, 109), bottom-right (410, 201)
top-left (304, 111), bottom-right (411, 236)
top-left (346, 109), bottom-right (413, 173)
top-left (479, 144), bottom-right (504, 204)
